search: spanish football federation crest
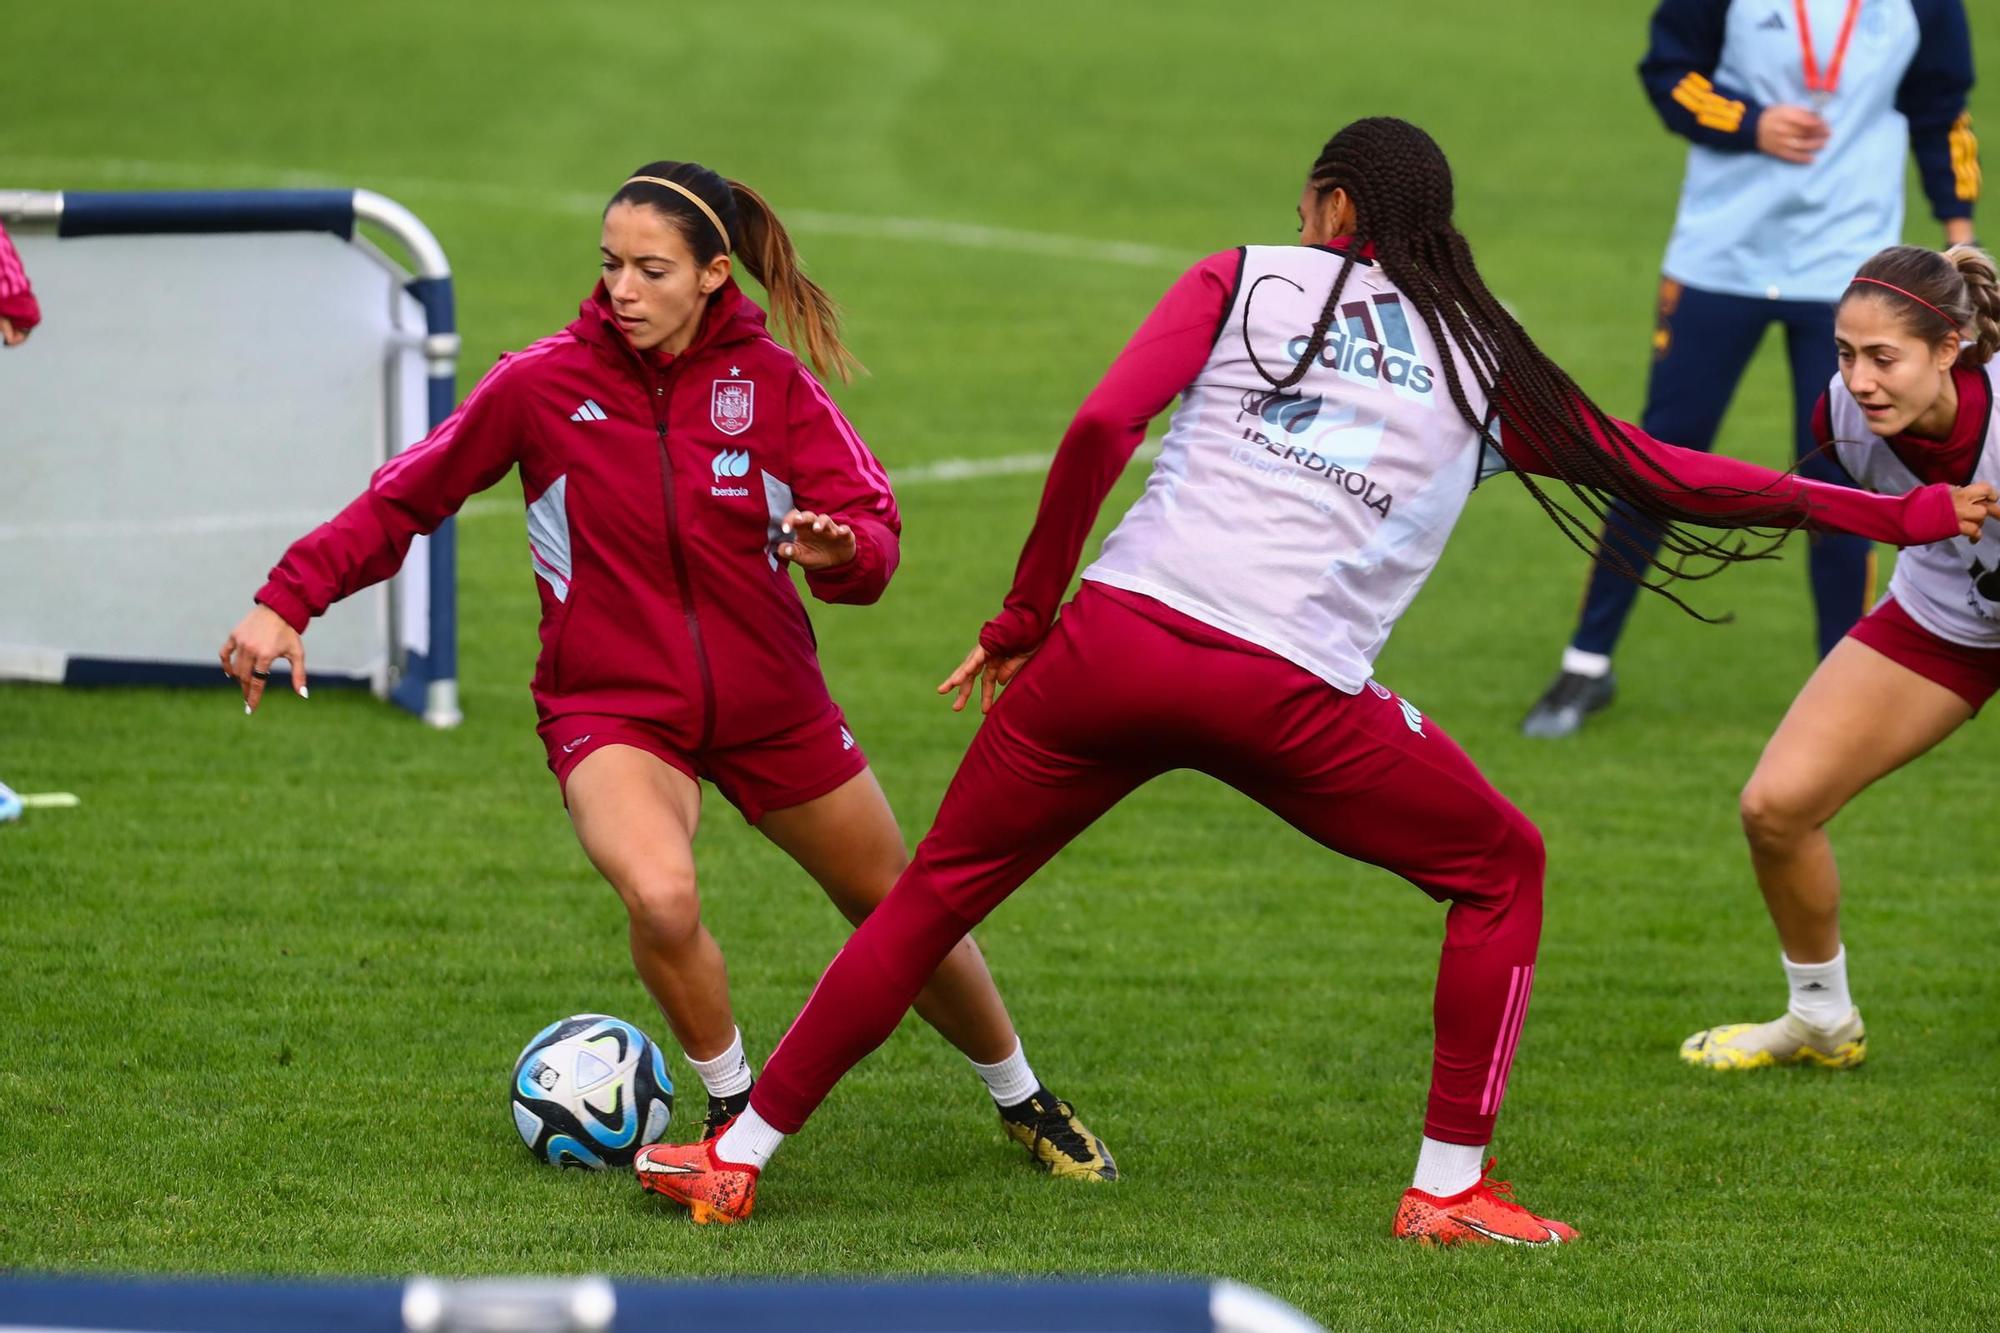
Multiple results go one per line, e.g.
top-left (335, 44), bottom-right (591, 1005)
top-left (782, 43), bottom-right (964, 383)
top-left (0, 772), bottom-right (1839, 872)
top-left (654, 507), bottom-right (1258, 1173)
top-left (711, 379), bottom-right (754, 436)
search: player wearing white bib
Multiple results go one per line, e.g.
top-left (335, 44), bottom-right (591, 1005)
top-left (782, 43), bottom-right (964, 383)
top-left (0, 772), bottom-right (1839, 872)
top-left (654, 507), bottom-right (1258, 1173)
top-left (1685, 243), bottom-right (2000, 1071)
top-left (632, 120), bottom-right (1996, 1244)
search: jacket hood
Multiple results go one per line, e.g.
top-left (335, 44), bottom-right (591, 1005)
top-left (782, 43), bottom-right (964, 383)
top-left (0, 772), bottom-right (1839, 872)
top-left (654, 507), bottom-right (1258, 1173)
top-left (571, 278), bottom-right (770, 370)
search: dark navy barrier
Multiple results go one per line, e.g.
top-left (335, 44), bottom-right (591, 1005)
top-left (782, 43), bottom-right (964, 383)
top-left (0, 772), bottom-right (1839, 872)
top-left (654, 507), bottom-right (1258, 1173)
top-left (0, 1274), bottom-right (1322, 1332)
top-left (57, 190), bottom-right (357, 239)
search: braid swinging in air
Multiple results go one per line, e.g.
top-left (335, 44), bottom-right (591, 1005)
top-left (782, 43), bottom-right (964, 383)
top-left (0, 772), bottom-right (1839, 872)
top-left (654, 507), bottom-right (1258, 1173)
top-left (1276, 118), bottom-right (1808, 617)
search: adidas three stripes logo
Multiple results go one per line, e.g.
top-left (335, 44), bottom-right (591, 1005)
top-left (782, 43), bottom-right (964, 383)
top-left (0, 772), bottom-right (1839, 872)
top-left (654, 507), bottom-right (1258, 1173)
top-left (570, 399), bottom-right (608, 423)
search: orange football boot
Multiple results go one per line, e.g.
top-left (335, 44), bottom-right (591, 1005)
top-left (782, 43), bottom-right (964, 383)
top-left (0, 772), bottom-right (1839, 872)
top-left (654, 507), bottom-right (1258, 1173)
top-left (633, 1136), bottom-right (759, 1225)
top-left (1392, 1163), bottom-right (1575, 1246)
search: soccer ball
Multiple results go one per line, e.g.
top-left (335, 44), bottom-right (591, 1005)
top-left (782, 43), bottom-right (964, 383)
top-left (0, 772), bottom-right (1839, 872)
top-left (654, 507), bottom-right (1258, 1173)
top-left (510, 1014), bottom-right (674, 1169)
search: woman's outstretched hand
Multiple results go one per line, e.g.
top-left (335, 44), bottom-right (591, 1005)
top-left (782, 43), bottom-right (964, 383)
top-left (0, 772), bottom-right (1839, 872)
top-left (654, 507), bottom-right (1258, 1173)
top-left (776, 509), bottom-right (856, 570)
top-left (220, 604), bottom-right (308, 713)
top-left (938, 643), bottom-right (1033, 714)
top-left (1953, 483), bottom-right (2000, 540)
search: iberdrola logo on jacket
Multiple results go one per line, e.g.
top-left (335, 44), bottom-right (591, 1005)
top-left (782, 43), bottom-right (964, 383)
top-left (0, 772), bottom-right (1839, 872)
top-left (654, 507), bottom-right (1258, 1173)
top-left (711, 448), bottom-right (751, 499)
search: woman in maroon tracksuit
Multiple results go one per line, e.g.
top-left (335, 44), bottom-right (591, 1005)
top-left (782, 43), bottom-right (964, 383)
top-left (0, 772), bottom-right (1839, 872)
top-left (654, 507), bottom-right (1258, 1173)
top-left (219, 161), bottom-right (1113, 1173)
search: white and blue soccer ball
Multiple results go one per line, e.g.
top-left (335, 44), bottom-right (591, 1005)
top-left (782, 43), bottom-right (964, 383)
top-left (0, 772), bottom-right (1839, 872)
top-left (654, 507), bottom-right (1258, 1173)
top-left (510, 1014), bottom-right (673, 1169)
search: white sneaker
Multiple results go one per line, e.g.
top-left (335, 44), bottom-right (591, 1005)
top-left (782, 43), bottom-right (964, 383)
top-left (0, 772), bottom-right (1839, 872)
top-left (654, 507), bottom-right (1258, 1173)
top-left (1680, 1008), bottom-right (1866, 1071)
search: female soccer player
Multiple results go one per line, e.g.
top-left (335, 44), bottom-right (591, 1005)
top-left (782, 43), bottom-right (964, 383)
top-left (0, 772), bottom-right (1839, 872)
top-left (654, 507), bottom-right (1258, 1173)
top-left (632, 120), bottom-right (1994, 1242)
top-left (218, 160), bottom-right (1112, 1178)
top-left (1683, 243), bottom-right (2000, 1072)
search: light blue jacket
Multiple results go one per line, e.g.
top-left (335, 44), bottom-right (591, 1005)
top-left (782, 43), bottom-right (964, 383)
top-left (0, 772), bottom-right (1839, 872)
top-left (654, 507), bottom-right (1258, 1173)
top-left (1643, 0), bottom-right (1978, 302)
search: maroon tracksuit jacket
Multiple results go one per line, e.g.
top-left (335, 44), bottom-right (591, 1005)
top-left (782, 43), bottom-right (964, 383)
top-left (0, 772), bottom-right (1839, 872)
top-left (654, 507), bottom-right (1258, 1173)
top-left (257, 281), bottom-right (899, 749)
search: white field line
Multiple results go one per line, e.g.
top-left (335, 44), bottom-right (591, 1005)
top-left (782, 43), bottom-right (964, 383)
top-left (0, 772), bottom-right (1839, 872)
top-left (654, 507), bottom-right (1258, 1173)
top-left (453, 448), bottom-right (1070, 522)
top-left (0, 155), bottom-right (1190, 270)
top-left (862, 449), bottom-right (1064, 485)
top-left (0, 444), bottom-right (1165, 540)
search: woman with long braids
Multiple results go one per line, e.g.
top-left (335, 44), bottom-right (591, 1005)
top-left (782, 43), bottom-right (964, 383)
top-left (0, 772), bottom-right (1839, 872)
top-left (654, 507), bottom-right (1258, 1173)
top-left (219, 161), bottom-right (1114, 1179)
top-left (1683, 244), bottom-right (2000, 1073)
top-left (632, 122), bottom-right (1996, 1240)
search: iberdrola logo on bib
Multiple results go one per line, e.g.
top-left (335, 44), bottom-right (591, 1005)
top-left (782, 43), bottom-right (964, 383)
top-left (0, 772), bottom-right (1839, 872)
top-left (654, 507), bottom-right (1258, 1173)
top-left (1258, 392), bottom-right (1322, 434)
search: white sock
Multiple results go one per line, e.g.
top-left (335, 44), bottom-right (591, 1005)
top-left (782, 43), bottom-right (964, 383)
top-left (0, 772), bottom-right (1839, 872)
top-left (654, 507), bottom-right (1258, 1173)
top-left (969, 1039), bottom-right (1040, 1107)
top-left (1561, 647), bottom-right (1612, 679)
top-left (687, 1027), bottom-right (754, 1100)
top-left (714, 1105), bottom-right (785, 1170)
top-left (1411, 1136), bottom-right (1487, 1198)
top-left (1783, 948), bottom-right (1853, 1030)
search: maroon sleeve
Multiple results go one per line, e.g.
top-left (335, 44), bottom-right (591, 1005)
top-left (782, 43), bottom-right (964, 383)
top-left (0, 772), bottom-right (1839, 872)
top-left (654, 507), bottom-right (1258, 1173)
top-left (1802, 387), bottom-right (1872, 486)
top-left (1495, 396), bottom-right (1960, 546)
top-left (0, 220), bottom-right (42, 333)
top-left (1809, 390), bottom-right (1833, 452)
top-left (254, 355), bottom-right (528, 630)
top-left (784, 365), bottom-right (902, 605)
top-left (979, 249), bottom-right (1241, 657)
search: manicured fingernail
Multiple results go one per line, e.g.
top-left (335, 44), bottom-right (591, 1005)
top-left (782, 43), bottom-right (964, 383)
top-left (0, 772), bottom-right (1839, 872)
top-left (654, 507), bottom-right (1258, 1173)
top-left (299, 687), bottom-right (310, 699)
top-left (245, 704), bottom-right (253, 715)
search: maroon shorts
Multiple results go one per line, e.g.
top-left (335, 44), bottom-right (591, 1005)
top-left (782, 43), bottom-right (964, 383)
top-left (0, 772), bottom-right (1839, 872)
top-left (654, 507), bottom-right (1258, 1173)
top-left (538, 703), bottom-right (869, 823)
top-left (1846, 596), bottom-right (2000, 711)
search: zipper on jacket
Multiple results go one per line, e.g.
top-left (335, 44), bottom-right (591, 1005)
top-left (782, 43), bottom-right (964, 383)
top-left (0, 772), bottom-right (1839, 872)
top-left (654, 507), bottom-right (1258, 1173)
top-left (652, 376), bottom-right (720, 751)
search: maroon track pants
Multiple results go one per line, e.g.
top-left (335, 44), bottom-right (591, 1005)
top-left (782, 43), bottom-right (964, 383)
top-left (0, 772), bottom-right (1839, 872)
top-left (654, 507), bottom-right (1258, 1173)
top-left (753, 583), bottom-right (1545, 1145)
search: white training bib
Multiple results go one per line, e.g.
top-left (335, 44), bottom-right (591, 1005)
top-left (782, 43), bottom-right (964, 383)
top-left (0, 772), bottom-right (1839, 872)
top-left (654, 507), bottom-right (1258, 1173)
top-left (1084, 245), bottom-right (1494, 691)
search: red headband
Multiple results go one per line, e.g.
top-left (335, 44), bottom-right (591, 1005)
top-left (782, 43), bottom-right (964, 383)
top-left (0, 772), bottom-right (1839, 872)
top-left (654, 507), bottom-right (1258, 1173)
top-left (1848, 276), bottom-right (1962, 332)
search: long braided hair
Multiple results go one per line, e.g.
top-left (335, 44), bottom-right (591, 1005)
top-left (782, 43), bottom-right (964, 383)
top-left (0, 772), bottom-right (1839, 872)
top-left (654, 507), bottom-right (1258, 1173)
top-left (1274, 118), bottom-right (1802, 614)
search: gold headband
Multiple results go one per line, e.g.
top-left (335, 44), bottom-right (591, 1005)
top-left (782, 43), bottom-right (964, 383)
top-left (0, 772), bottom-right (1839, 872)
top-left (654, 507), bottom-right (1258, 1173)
top-left (621, 175), bottom-right (731, 250)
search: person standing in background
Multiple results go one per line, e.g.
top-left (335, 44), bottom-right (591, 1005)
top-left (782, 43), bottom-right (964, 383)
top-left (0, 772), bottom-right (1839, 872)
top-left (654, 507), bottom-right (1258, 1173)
top-left (1522, 0), bottom-right (1979, 738)
top-left (0, 218), bottom-right (41, 346)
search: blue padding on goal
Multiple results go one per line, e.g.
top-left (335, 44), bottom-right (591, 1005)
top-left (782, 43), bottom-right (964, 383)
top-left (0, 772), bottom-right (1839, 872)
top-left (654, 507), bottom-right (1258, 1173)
top-left (407, 274), bottom-right (456, 338)
top-left (388, 645), bottom-right (435, 715)
top-left (57, 190), bottom-right (357, 239)
top-left (60, 658), bottom-right (372, 690)
top-left (427, 516), bottom-right (460, 685)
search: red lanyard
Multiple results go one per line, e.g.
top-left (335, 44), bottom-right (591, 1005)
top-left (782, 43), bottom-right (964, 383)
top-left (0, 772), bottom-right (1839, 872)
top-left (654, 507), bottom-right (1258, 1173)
top-left (1795, 0), bottom-right (1864, 103)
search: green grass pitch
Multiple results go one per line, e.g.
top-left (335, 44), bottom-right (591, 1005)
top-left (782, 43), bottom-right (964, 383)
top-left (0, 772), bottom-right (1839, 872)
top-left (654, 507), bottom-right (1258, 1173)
top-left (2, 2), bottom-right (1996, 1327)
